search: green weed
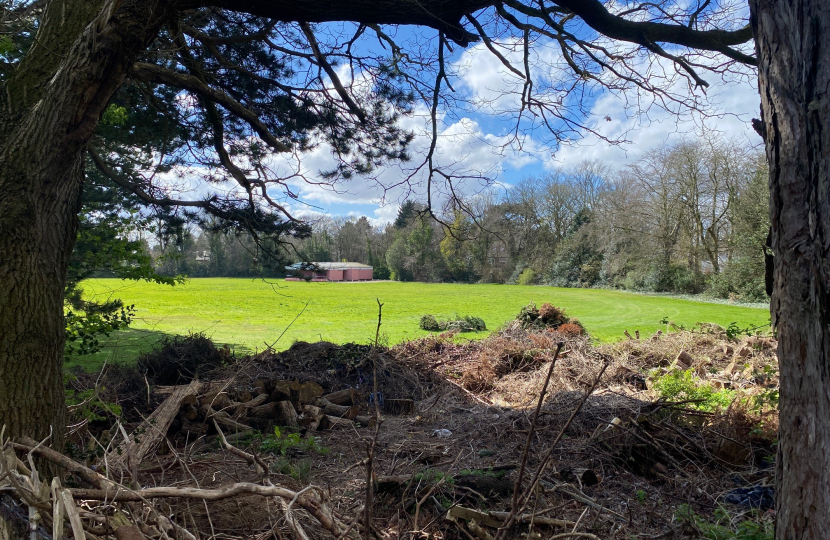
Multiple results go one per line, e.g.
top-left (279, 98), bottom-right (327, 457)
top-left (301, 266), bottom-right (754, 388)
top-left (650, 369), bottom-right (735, 412)
top-left (261, 426), bottom-right (329, 456)
top-left (270, 457), bottom-right (313, 482)
top-left (676, 505), bottom-right (773, 540)
top-left (413, 470), bottom-right (455, 485)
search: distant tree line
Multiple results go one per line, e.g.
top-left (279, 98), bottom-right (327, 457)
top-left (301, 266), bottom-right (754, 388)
top-left (145, 136), bottom-right (769, 302)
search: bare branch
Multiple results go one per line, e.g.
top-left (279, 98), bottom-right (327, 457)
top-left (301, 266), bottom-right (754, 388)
top-left (299, 22), bottom-right (367, 122)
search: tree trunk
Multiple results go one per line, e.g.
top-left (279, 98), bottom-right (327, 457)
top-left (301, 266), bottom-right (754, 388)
top-left (750, 0), bottom-right (830, 538)
top-left (0, 0), bottom-right (172, 443)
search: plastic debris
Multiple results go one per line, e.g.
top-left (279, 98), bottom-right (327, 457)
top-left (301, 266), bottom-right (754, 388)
top-left (724, 486), bottom-right (774, 509)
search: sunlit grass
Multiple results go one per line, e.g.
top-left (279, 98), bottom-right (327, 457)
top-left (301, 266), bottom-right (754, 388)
top-left (74, 278), bottom-right (769, 371)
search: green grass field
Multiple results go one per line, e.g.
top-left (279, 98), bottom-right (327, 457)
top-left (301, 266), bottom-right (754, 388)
top-left (71, 278), bottom-right (769, 372)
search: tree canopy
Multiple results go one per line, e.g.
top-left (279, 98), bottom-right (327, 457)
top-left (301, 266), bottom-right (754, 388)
top-left (1, 0), bottom-right (758, 242)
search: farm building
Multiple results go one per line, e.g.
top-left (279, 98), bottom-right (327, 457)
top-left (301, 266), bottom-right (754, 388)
top-left (285, 262), bottom-right (373, 282)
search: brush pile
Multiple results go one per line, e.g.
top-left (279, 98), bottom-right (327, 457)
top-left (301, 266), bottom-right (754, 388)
top-left (1, 316), bottom-right (779, 540)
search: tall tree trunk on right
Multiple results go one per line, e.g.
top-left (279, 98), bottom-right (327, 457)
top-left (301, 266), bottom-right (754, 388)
top-left (750, 0), bottom-right (830, 537)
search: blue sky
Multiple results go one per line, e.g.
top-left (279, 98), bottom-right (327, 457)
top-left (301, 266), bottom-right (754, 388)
top-left (173, 13), bottom-right (761, 226)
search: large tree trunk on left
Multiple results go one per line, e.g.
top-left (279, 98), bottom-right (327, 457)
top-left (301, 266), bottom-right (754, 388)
top-left (0, 0), bottom-right (172, 443)
top-left (750, 0), bottom-right (830, 538)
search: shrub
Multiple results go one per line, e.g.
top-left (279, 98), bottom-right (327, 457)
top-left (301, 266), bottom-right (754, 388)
top-left (419, 314), bottom-right (441, 331)
top-left (556, 321), bottom-right (585, 337)
top-left (708, 258), bottom-right (768, 302)
top-left (538, 303), bottom-right (568, 325)
top-left (505, 263), bottom-right (527, 285)
top-left (420, 314), bottom-right (486, 333)
top-left (515, 302), bottom-right (573, 331)
top-left (517, 268), bottom-right (538, 285)
top-left (137, 333), bottom-right (230, 385)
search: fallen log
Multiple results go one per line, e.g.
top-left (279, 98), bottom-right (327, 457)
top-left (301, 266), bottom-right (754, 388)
top-left (323, 388), bottom-right (358, 406)
top-left (297, 381), bottom-right (324, 404)
top-left (376, 469), bottom-right (513, 496)
top-left (354, 415), bottom-right (376, 427)
top-left (108, 380), bottom-right (206, 472)
top-left (242, 393), bottom-right (268, 408)
top-left (248, 401), bottom-right (299, 428)
top-left (202, 388), bottom-right (232, 410)
top-left (209, 410), bottom-right (253, 433)
top-left (446, 506), bottom-right (575, 529)
top-left (313, 397), bottom-right (358, 419)
top-left (319, 415), bottom-right (353, 430)
top-left (269, 380), bottom-right (324, 405)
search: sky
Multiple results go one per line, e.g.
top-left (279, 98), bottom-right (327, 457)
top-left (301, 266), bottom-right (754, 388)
top-left (175, 13), bottom-right (762, 227)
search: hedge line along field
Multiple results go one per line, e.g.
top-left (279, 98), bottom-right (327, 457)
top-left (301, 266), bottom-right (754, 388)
top-left (75, 278), bottom-right (770, 369)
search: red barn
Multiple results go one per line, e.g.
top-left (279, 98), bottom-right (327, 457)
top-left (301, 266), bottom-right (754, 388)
top-left (285, 262), bottom-right (373, 282)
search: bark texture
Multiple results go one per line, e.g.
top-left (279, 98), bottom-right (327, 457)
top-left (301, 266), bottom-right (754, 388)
top-left (750, 0), bottom-right (830, 537)
top-left (0, 0), bottom-right (173, 442)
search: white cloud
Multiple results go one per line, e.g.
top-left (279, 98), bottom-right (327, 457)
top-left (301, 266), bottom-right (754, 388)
top-left (548, 58), bottom-right (761, 168)
top-left (154, 32), bottom-right (761, 226)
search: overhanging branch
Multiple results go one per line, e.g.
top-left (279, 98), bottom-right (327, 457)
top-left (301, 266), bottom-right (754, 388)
top-left (129, 62), bottom-right (291, 153)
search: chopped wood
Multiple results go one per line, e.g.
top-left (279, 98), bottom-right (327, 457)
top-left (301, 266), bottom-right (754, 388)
top-left (297, 381), bottom-right (324, 404)
top-left (673, 351), bottom-right (693, 369)
top-left (209, 410), bottom-right (253, 433)
top-left (181, 403), bottom-right (199, 421)
top-left (254, 379), bottom-right (271, 396)
top-left (108, 380), bottom-right (205, 472)
top-left (354, 415), bottom-right (377, 427)
top-left (323, 388), bottom-right (358, 406)
top-left (272, 379), bottom-right (297, 400)
top-left (202, 388), bottom-right (232, 410)
top-left (313, 397), bottom-right (358, 419)
top-left (242, 393), bottom-right (268, 408)
top-left (267, 380), bottom-right (324, 404)
top-left (248, 401), bottom-right (299, 428)
top-left (318, 414), bottom-right (353, 430)
top-left (248, 401), bottom-right (280, 418)
top-left (302, 404), bottom-right (324, 419)
top-left (384, 398), bottom-right (415, 415)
